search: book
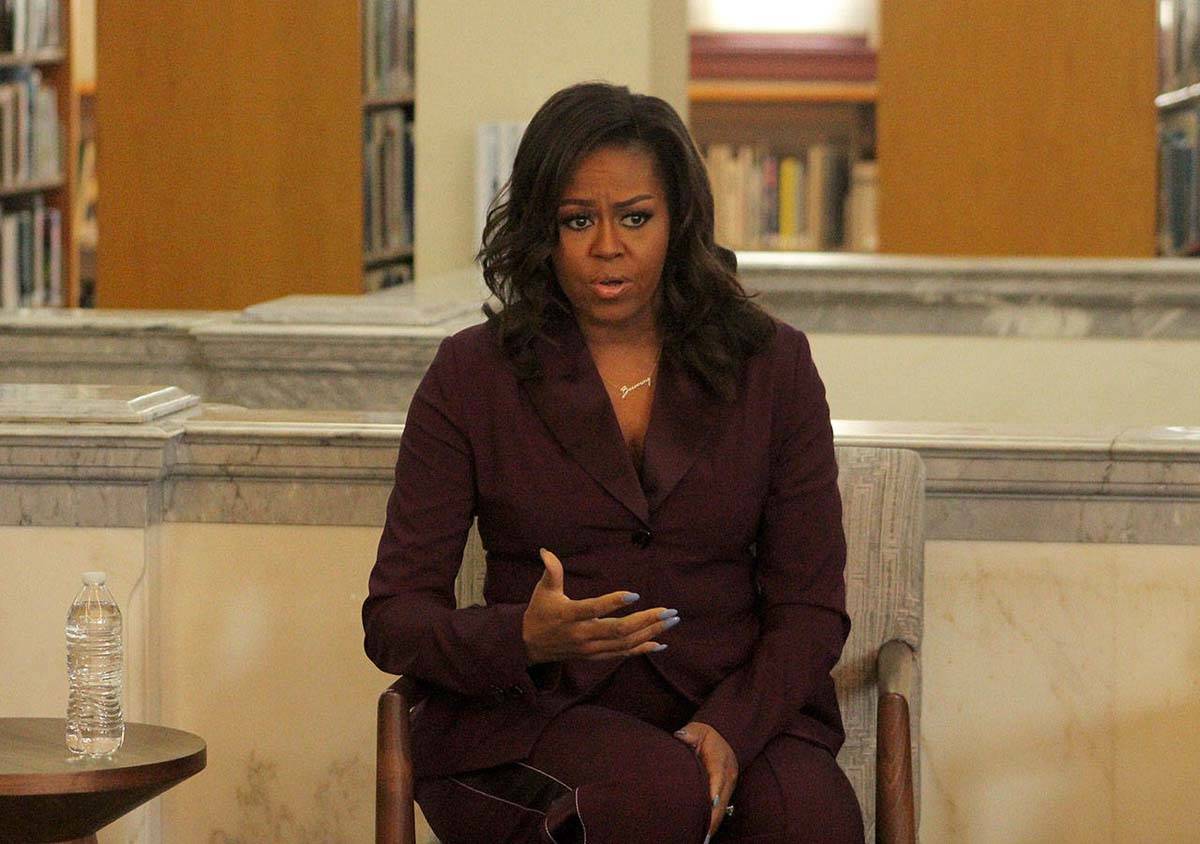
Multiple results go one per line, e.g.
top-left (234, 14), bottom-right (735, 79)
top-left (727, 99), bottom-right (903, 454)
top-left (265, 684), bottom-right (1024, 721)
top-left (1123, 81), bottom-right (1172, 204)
top-left (844, 160), bottom-right (878, 252)
top-left (44, 204), bottom-right (59, 306)
top-left (777, 156), bottom-right (805, 248)
top-left (32, 82), bottom-right (57, 179)
top-left (0, 208), bottom-right (14, 310)
top-left (0, 86), bottom-right (13, 184)
top-left (807, 144), bottom-right (849, 250)
top-left (1158, 106), bottom-right (1200, 255)
top-left (30, 192), bottom-right (42, 305)
top-left (474, 121), bottom-right (526, 248)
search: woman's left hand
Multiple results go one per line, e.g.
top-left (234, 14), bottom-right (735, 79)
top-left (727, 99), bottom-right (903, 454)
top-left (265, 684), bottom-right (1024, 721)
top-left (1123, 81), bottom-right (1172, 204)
top-left (673, 721), bottom-right (738, 842)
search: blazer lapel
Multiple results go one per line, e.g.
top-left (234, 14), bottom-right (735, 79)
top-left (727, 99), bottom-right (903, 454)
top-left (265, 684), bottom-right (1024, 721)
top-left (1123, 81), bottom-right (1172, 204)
top-left (522, 319), bottom-right (651, 525)
top-left (640, 351), bottom-right (725, 514)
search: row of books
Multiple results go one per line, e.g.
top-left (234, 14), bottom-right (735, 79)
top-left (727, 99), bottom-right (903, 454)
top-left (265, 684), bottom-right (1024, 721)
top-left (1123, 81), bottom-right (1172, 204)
top-left (1161, 0), bottom-right (1200, 95)
top-left (0, 67), bottom-right (59, 186)
top-left (364, 261), bottom-right (412, 293)
top-left (363, 0), bottom-right (413, 98)
top-left (1159, 106), bottom-right (1200, 256)
top-left (363, 106), bottom-right (412, 257)
top-left (474, 121), bottom-right (526, 249)
top-left (0, 198), bottom-right (62, 309)
top-left (0, 0), bottom-right (60, 55)
top-left (704, 144), bottom-right (877, 252)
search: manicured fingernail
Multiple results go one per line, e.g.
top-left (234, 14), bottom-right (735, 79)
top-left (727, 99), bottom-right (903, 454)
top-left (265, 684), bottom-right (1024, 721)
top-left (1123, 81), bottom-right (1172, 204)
top-left (623, 592), bottom-right (640, 603)
top-left (674, 729), bottom-right (687, 737)
top-left (712, 794), bottom-right (720, 807)
top-left (658, 608), bottom-right (678, 619)
top-left (651, 643), bottom-right (668, 651)
top-left (703, 837), bottom-right (710, 844)
top-left (663, 616), bottom-right (681, 629)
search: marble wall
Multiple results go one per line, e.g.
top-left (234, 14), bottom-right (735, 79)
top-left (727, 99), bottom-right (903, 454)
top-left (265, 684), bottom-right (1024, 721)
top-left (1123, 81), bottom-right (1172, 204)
top-left (8, 528), bottom-right (1199, 842)
top-left (157, 524), bottom-right (394, 844)
top-left (922, 541), bottom-right (1200, 843)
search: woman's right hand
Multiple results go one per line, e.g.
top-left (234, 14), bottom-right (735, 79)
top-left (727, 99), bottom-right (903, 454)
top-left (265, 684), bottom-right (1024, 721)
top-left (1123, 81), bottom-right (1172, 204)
top-left (522, 547), bottom-right (680, 664)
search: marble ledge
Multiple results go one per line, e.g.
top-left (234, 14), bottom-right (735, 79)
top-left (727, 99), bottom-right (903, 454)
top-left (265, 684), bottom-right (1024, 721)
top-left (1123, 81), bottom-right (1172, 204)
top-left (0, 384), bottom-right (199, 424)
top-left (1, 406), bottom-right (1198, 540)
top-left (740, 253), bottom-right (1200, 338)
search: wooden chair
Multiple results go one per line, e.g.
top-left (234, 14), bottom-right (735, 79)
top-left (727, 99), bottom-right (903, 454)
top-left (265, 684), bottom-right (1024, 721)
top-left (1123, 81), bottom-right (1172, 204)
top-left (377, 446), bottom-right (925, 843)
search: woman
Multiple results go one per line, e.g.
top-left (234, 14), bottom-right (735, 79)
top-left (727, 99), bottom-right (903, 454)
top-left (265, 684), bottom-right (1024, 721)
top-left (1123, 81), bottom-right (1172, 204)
top-left (363, 82), bottom-right (862, 843)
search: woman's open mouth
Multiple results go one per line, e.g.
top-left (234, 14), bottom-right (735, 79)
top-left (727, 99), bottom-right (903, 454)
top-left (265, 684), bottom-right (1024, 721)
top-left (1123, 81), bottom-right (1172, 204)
top-left (592, 277), bottom-right (631, 299)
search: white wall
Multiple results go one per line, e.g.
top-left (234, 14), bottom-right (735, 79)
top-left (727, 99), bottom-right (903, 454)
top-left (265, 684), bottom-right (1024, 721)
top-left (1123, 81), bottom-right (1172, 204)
top-left (809, 333), bottom-right (1200, 428)
top-left (688, 0), bottom-right (878, 38)
top-left (1, 526), bottom-right (153, 843)
top-left (414, 0), bottom-right (689, 278)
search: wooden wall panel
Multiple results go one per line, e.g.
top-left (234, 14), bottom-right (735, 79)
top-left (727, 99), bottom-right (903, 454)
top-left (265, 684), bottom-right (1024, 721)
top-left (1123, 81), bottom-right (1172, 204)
top-left (96, 2), bottom-right (361, 310)
top-left (878, 1), bottom-right (1157, 257)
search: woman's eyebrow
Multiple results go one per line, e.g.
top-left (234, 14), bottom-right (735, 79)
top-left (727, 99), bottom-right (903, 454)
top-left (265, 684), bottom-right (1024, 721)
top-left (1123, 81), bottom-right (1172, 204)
top-left (557, 193), bottom-right (655, 208)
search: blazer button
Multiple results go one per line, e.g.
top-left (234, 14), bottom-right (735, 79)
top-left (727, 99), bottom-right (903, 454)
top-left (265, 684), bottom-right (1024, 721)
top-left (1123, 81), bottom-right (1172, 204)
top-left (631, 529), bottom-right (652, 549)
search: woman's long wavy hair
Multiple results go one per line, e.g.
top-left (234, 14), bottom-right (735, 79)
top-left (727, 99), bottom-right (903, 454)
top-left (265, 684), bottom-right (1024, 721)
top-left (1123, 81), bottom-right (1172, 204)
top-left (478, 82), bottom-right (774, 401)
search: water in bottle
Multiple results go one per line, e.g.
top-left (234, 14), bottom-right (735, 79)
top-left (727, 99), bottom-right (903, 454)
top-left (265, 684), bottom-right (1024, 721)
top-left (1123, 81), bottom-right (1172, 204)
top-left (66, 571), bottom-right (125, 756)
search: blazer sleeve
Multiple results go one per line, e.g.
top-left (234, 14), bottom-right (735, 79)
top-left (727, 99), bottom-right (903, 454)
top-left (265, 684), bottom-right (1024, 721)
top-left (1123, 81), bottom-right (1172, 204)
top-left (691, 330), bottom-right (850, 770)
top-left (362, 335), bottom-right (536, 698)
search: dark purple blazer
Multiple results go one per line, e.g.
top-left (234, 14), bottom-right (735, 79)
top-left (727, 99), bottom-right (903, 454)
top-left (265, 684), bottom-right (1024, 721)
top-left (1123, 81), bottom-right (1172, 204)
top-left (363, 314), bottom-right (849, 779)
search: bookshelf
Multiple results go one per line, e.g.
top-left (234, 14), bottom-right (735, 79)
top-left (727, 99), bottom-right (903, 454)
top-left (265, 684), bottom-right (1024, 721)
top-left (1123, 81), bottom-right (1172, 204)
top-left (687, 33), bottom-right (878, 253)
top-left (0, 0), bottom-right (73, 311)
top-left (361, 0), bottom-right (413, 292)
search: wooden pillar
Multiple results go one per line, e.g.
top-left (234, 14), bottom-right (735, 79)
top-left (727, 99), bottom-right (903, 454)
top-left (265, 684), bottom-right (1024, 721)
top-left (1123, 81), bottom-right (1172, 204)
top-left (95, 2), bottom-right (362, 309)
top-left (878, 1), bottom-right (1157, 257)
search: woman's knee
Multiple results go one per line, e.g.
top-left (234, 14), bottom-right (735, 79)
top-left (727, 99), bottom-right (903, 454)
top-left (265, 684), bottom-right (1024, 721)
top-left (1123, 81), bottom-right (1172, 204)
top-left (568, 737), bottom-right (710, 843)
top-left (725, 736), bottom-right (864, 843)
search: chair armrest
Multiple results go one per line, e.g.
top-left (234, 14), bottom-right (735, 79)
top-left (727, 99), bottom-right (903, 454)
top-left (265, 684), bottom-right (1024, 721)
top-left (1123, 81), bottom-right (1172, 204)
top-left (878, 639), bottom-right (916, 699)
top-left (876, 640), bottom-right (916, 844)
top-left (377, 678), bottom-right (419, 844)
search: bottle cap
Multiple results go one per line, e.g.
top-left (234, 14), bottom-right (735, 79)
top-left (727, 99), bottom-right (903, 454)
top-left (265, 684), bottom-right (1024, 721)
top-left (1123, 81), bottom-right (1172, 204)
top-left (81, 571), bottom-right (107, 585)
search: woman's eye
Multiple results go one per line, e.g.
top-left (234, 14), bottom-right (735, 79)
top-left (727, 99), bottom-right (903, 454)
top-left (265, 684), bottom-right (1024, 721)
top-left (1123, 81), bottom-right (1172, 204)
top-left (562, 215), bottom-right (591, 231)
top-left (623, 212), bottom-right (650, 227)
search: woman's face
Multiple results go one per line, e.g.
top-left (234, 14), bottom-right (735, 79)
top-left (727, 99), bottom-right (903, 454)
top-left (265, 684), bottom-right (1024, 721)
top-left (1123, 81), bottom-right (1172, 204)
top-left (550, 144), bottom-right (670, 338)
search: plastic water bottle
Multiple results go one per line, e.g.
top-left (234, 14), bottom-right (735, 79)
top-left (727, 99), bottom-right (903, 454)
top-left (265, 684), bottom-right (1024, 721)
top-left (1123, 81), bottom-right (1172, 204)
top-left (66, 571), bottom-right (125, 756)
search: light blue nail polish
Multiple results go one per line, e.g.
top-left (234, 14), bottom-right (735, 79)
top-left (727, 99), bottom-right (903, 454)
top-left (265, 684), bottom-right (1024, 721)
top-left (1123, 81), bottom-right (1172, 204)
top-left (623, 592), bottom-right (640, 603)
top-left (663, 616), bottom-right (681, 629)
top-left (659, 608), bottom-right (678, 620)
top-left (712, 794), bottom-right (719, 807)
top-left (652, 643), bottom-right (668, 651)
top-left (703, 836), bottom-right (710, 844)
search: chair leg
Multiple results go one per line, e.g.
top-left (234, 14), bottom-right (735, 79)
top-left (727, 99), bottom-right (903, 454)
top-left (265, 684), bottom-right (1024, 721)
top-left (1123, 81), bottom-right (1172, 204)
top-left (876, 692), bottom-right (915, 844)
top-left (377, 685), bottom-right (417, 844)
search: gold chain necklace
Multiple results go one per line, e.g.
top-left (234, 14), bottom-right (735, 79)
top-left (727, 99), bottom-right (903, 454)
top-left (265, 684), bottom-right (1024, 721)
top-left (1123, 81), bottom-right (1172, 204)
top-left (599, 348), bottom-right (662, 400)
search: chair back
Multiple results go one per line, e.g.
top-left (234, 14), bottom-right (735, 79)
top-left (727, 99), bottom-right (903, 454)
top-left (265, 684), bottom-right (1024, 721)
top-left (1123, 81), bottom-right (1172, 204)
top-left (832, 446), bottom-right (924, 840)
top-left (450, 446), bottom-right (925, 839)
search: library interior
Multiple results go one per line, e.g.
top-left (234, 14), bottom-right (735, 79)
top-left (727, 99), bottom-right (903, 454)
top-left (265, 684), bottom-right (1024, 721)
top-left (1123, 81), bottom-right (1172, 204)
top-left (1, 2), bottom-right (1198, 842)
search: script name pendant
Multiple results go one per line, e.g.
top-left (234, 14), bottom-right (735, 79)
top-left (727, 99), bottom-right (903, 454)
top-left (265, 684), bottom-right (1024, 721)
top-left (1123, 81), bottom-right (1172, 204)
top-left (619, 377), bottom-right (652, 400)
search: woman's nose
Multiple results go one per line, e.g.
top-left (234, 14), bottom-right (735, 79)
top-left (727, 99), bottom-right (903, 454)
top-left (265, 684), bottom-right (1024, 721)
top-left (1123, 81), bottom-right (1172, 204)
top-left (590, 218), bottom-right (623, 258)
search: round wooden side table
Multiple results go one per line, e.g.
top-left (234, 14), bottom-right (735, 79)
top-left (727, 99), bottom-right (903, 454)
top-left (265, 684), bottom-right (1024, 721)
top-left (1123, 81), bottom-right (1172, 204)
top-left (0, 718), bottom-right (206, 843)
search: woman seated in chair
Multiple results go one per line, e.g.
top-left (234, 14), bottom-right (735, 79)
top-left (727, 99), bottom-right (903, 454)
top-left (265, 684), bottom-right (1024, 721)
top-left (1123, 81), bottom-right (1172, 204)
top-left (363, 81), bottom-right (862, 844)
